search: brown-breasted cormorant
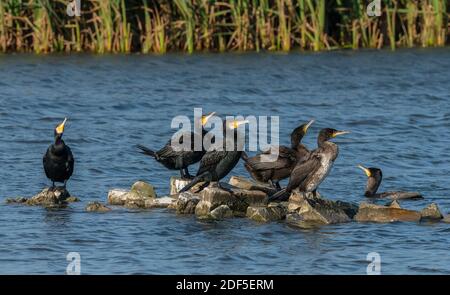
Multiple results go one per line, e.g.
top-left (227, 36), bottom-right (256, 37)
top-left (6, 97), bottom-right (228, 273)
top-left (357, 165), bottom-right (423, 199)
top-left (243, 119), bottom-right (314, 189)
top-left (137, 112), bottom-right (215, 179)
top-left (179, 118), bottom-right (249, 193)
top-left (269, 128), bottom-right (350, 202)
top-left (43, 118), bottom-right (74, 189)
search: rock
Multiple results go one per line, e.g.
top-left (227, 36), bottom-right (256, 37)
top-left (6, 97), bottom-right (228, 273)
top-left (195, 187), bottom-right (235, 217)
top-left (208, 205), bottom-right (233, 220)
top-left (387, 200), bottom-right (401, 208)
top-left (246, 203), bottom-right (287, 222)
top-left (443, 215), bottom-right (450, 223)
top-left (66, 196), bottom-right (80, 203)
top-left (86, 202), bottom-right (111, 212)
top-left (26, 187), bottom-right (71, 208)
top-left (354, 202), bottom-right (421, 223)
top-left (107, 189), bottom-right (129, 205)
top-left (5, 197), bottom-right (27, 204)
top-left (286, 213), bottom-right (326, 229)
top-left (108, 181), bottom-right (157, 208)
top-left (229, 176), bottom-right (277, 195)
top-left (145, 196), bottom-right (177, 209)
top-left (420, 203), bottom-right (443, 220)
top-left (176, 192), bottom-right (201, 214)
top-left (130, 181), bottom-right (157, 199)
top-left (170, 177), bottom-right (192, 195)
top-left (286, 191), bottom-right (356, 227)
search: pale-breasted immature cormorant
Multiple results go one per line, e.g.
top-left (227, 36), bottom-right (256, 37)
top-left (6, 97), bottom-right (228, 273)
top-left (179, 118), bottom-right (249, 193)
top-left (243, 119), bottom-right (314, 189)
top-left (137, 112), bottom-right (215, 179)
top-left (357, 165), bottom-right (423, 200)
top-left (269, 128), bottom-right (350, 202)
top-left (43, 118), bottom-right (74, 189)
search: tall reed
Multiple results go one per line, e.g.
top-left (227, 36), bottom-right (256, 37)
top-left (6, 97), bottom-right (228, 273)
top-left (0, 0), bottom-right (447, 53)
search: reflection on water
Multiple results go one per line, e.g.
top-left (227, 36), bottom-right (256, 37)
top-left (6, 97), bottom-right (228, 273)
top-left (0, 49), bottom-right (449, 274)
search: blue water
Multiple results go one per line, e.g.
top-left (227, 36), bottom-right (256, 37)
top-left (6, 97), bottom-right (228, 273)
top-left (0, 49), bottom-right (449, 274)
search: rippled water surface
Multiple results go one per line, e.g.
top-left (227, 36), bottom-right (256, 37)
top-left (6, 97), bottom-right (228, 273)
top-left (0, 49), bottom-right (449, 274)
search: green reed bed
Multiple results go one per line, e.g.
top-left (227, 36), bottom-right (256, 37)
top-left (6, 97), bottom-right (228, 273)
top-left (0, 0), bottom-right (448, 53)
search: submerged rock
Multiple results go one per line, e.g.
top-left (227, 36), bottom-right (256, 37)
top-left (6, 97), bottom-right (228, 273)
top-left (286, 191), bottom-right (357, 228)
top-left (86, 202), bottom-right (111, 212)
top-left (229, 176), bottom-right (277, 195)
top-left (354, 202), bottom-right (421, 223)
top-left (66, 196), bottom-right (80, 203)
top-left (209, 205), bottom-right (233, 220)
top-left (246, 203), bottom-right (287, 222)
top-left (26, 187), bottom-right (71, 208)
top-left (420, 203), bottom-right (443, 220)
top-left (176, 192), bottom-right (201, 214)
top-left (5, 197), bottom-right (28, 204)
top-left (443, 215), bottom-right (450, 223)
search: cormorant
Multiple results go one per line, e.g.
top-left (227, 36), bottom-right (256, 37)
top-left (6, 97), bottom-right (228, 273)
top-left (43, 118), bottom-right (74, 189)
top-left (179, 118), bottom-right (249, 193)
top-left (357, 165), bottom-right (423, 199)
top-left (269, 128), bottom-right (350, 202)
top-left (137, 112), bottom-right (215, 179)
top-left (243, 119), bottom-right (314, 189)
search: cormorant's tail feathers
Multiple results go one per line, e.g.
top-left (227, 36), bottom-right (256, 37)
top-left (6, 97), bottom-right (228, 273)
top-left (136, 144), bottom-right (157, 158)
top-left (268, 188), bottom-right (289, 202)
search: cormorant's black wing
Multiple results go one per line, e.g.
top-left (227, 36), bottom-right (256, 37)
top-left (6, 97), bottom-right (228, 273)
top-left (245, 146), bottom-right (296, 171)
top-left (65, 145), bottom-right (74, 177)
top-left (196, 150), bottom-right (227, 176)
top-left (286, 153), bottom-right (321, 192)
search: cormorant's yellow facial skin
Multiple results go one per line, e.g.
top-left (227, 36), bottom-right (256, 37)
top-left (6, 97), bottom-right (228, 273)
top-left (201, 112), bottom-right (216, 126)
top-left (303, 119), bottom-right (315, 133)
top-left (358, 165), bottom-right (372, 177)
top-left (55, 118), bottom-right (67, 135)
top-left (332, 130), bottom-right (350, 138)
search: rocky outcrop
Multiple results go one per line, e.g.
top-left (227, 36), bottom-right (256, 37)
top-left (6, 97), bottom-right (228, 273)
top-left (420, 203), bottom-right (443, 220)
top-left (246, 202), bottom-right (288, 222)
top-left (108, 181), bottom-right (158, 208)
top-left (194, 184), bottom-right (268, 218)
top-left (228, 176), bottom-right (277, 195)
top-left (26, 187), bottom-right (71, 208)
top-left (208, 205), bottom-right (233, 220)
top-left (170, 177), bottom-right (192, 195)
top-left (443, 215), bottom-right (450, 223)
top-left (286, 191), bottom-right (357, 228)
top-left (5, 197), bottom-right (28, 204)
top-left (354, 202), bottom-right (421, 223)
top-left (86, 201), bottom-right (111, 212)
top-left (176, 192), bottom-right (201, 214)
top-left (145, 196), bottom-right (177, 209)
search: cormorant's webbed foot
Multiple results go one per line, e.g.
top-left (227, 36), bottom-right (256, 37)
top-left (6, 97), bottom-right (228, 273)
top-left (183, 168), bottom-right (194, 180)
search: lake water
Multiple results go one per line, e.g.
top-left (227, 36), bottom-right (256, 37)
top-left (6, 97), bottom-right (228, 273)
top-left (0, 49), bottom-right (449, 274)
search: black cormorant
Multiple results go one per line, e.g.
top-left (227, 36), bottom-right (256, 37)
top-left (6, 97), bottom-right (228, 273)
top-left (43, 118), bottom-right (74, 189)
top-left (179, 118), bottom-right (249, 193)
top-left (243, 119), bottom-right (314, 189)
top-left (269, 128), bottom-right (350, 202)
top-left (357, 165), bottom-right (423, 199)
top-left (137, 112), bottom-right (215, 179)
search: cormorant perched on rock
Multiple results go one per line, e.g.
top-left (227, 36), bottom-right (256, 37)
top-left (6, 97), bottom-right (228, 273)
top-left (43, 118), bottom-right (74, 189)
top-left (243, 119), bottom-right (314, 189)
top-left (137, 112), bottom-right (215, 179)
top-left (269, 128), bottom-right (350, 202)
top-left (357, 165), bottom-right (423, 200)
top-left (179, 118), bottom-right (249, 193)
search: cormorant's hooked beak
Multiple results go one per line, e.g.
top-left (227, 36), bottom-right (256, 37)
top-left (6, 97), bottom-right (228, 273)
top-left (55, 118), bottom-right (67, 135)
top-left (201, 112), bottom-right (216, 126)
top-left (332, 130), bottom-right (350, 138)
top-left (303, 119), bottom-right (315, 133)
top-left (229, 119), bottom-right (249, 129)
top-left (358, 165), bottom-right (372, 177)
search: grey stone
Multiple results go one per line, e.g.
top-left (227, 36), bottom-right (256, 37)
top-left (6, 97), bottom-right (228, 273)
top-left (170, 176), bottom-right (192, 195)
top-left (246, 203), bottom-right (287, 222)
top-left (176, 192), bottom-right (201, 214)
top-left (130, 181), bottom-right (157, 199)
top-left (420, 203), bottom-right (443, 220)
top-left (286, 191), bottom-right (356, 226)
top-left (26, 187), bottom-right (71, 208)
top-left (108, 181), bottom-right (157, 208)
top-left (208, 205), bottom-right (233, 220)
top-left (229, 176), bottom-right (277, 195)
top-left (107, 189), bottom-right (129, 205)
top-left (355, 202), bottom-right (421, 223)
top-left (442, 215), bottom-right (450, 223)
top-left (5, 197), bottom-right (28, 204)
top-left (145, 196), bottom-right (177, 209)
top-left (86, 202), bottom-right (111, 212)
